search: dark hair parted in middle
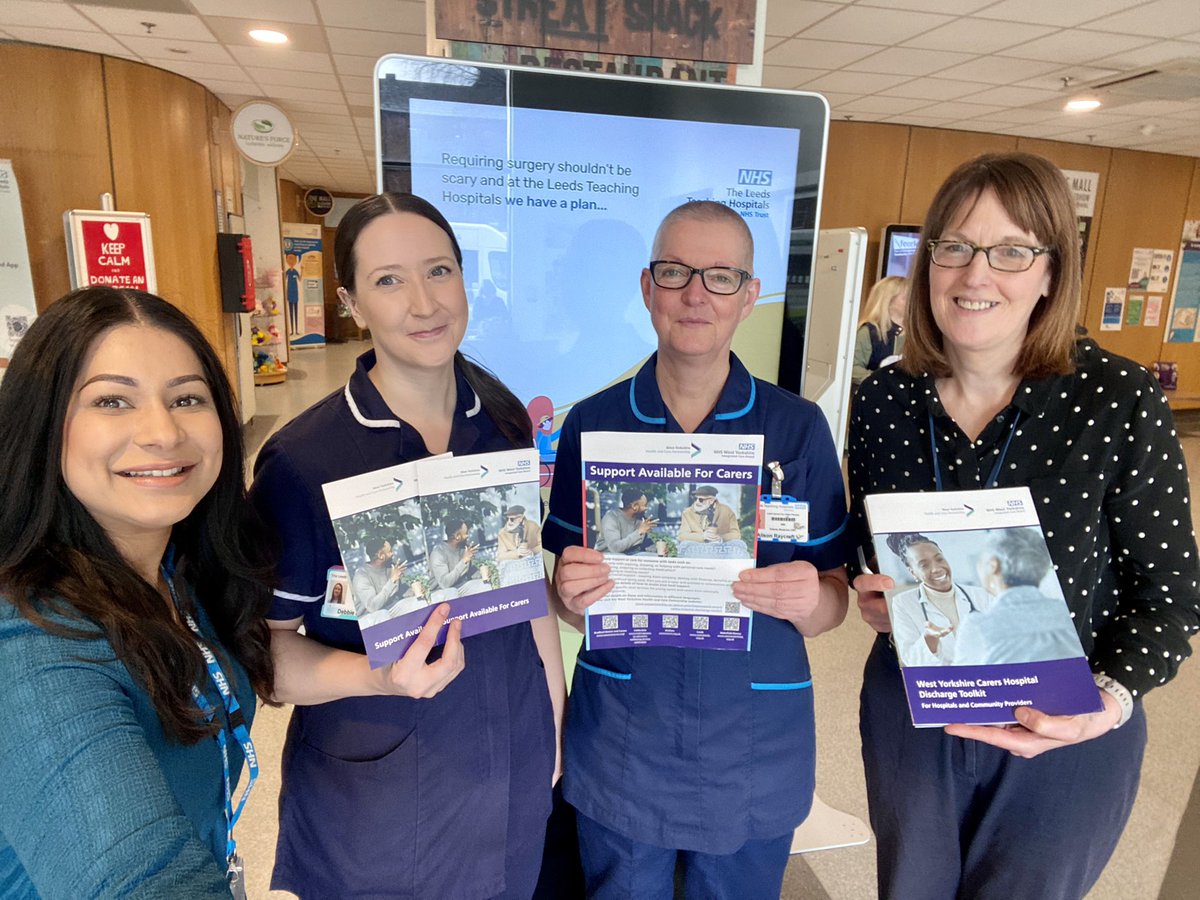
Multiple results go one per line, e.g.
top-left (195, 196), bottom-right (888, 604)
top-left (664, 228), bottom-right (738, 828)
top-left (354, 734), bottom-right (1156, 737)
top-left (901, 152), bottom-right (1082, 380)
top-left (334, 191), bottom-right (531, 450)
top-left (0, 287), bottom-right (275, 744)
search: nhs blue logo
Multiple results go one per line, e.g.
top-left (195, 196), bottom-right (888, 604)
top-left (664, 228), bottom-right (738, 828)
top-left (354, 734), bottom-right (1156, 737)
top-left (737, 169), bottom-right (772, 186)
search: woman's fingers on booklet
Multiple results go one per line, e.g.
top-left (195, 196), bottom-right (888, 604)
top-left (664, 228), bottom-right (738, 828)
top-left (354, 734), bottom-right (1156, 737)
top-left (384, 604), bottom-right (465, 699)
top-left (733, 560), bottom-right (820, 620)
top-left (554, 545), bottom-right (613, 614)
top-left (852, 573), bottom-right (894, 633)
top-left (944, 692), bottom-right (1123, 758)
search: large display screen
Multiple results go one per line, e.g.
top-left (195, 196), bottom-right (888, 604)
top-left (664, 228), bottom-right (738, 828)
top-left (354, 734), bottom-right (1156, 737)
top-left (375, 55), bottom-right (828, 434)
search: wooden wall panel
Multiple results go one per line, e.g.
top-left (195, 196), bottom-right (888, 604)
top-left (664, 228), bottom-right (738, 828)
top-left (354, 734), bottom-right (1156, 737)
top-left (1015, 137), bottom-right (1112, 307)
top-left (104, 57), bottom-right (233, 378)
top-left (1082, 148), bottom-right (1194, 370)
top-left (0, 44), bottom-right (113, 309)
top-left (819, 121), bottom-right (909, 301)
top-left (899, 128), bottom-right (1018, 223)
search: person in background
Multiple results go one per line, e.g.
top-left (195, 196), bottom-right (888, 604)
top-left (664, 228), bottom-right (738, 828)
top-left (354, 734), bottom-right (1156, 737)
top-left (0, 287), bottom-right (274, 898)
top-left (850, 152), bottom-right (1200, 899)
top-left (250, 192), bottom-right (565, 899)
top-left (545, 200), bottom-right (852, 898)
top-left (851, 275), bottom-right (907, 390)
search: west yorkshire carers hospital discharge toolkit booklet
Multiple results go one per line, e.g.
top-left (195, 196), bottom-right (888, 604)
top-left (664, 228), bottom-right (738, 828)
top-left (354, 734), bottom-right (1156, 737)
top-left (580, 432), bottom-right (763, 651)
top-left (865, 487), bottom-right (1101, 727)
top-left (322, 448), bottom-right (547, 668)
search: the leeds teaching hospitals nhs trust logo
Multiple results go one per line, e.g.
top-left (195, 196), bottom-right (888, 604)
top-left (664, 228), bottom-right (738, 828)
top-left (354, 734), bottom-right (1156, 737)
top-left (737, 169), bottom-right (772, 187)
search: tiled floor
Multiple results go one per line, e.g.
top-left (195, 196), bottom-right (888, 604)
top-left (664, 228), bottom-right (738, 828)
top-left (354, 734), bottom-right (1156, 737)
top-left (236, 340), bottom-right (1200, 899)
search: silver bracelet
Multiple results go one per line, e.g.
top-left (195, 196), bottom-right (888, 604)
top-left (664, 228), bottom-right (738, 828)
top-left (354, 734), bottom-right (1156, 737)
top-left (1093, 673), bottom-right (1134, 728)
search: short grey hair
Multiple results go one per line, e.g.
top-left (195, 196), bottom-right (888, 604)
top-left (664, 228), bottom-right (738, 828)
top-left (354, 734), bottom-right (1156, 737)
top-left (984, 528), bottom-right (1052, 587)
top-left (650, 200), bottom-right (754, 268)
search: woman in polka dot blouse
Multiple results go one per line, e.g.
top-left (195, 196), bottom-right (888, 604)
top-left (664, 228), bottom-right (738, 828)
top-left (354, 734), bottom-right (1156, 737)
top-left (848, 151), bottom-right (1200, 900)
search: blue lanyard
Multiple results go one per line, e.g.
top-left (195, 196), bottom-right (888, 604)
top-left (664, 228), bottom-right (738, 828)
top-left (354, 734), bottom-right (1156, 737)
top-left (927, 409), bottom-right (1021, 492)
top-left (163, 573), bottom-right (258, 869)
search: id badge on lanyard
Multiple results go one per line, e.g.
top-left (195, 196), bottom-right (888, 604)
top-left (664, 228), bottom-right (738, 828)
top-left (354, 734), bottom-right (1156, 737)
top-left (758, 460), bottom-right (810, 543)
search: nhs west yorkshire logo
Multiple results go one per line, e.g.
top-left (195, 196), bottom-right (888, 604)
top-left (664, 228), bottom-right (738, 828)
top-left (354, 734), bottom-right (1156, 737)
top-left (737, 169), bottom-right (772, 186)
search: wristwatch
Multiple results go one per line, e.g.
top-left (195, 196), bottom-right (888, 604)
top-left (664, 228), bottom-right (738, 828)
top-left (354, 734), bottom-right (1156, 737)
top-left (1093, 673), bottom-right (1135, 728)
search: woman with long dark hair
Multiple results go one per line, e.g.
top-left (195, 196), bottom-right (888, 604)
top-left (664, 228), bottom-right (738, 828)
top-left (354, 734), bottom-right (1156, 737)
top-left (250, 192), bottom-right (565, 898)
top-left (0, 287), bottom-right (274, 897)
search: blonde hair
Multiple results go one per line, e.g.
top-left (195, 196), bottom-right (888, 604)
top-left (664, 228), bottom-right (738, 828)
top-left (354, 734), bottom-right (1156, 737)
top-left (860, 276), bottom-right (908, 335)
top-left (902, 152), bottom-right (1081, 379)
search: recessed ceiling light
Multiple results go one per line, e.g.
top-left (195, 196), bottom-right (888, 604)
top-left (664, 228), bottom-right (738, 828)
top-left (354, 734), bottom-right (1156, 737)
top-left (249, 28), bottom-right (288, 45)
top-left (1064, 97), bottom-right (1102, 112)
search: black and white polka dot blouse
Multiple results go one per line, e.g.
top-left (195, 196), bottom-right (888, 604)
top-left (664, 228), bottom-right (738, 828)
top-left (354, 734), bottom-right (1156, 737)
top-left (848, 339), bottom-right (1200, 700)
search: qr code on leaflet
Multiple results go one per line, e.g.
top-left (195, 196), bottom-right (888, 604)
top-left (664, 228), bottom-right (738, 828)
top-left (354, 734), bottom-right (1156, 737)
top-left (633, 614), bottom-right (648, 629)
top-left (723, 617), bottom-right (740, 632)
top-left (693, 616), bottom-right (709, 631)
top-left (724, 601), bottom-right (740, 614)
top-left (663, 615), bottom-right (678, 629)
top-left (602, 615), bottom-right (618, 630)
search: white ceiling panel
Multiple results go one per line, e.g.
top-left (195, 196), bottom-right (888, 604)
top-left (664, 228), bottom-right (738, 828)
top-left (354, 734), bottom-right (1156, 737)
top-left (75, 6), bottom-right (215, 41)
top-left (800, 6), bottom-right (956, 44)
top-left (144, 58), bottom-right (245, 81)
top-left (1083, 0), bottom-right (1200, 38)
top-left (246, 66), bottom-right (341, 89)
top-left (117, 34), bottom-right (236, 63)
top-left (800, 70), bottom-right (913, 93)
top-left (763, 37), bottom-right (881, 69)
top-left (845, 46), bottom-right (975, 76)
top-left (868, 0), bottom-right (993, 12)
top-left (205, 17), bottom-right (328, 52)
top-left (333, 53), bottom-right (382, 77)
top-left (902, 19), bottom-right (1058, 54)
top-left (877, 77), bottom-right (985, 100)
top-left (2, 1), bottom-right (96, 30)
top-left (261, 84), bottom-right (345, 103)
top-left (954, 84), bottom-right (1065, 107)
top-left (1089, 41), bottom-right (1200, 70)
top-left (4, 26), bottom-right (132, 56)
top-left (934, 55), bottom-right (1063, 85)
top-left (763, 0), bottom-right (842, 37)
top-left (974, 0), bottom-right (1149, 28)
top-left (837, 95), bottom-right (935, 115)
top-left (325, 27), bottom-right (424, 57)
top-left (316, 0), bottom-right (425, 34)
top-left (228, 44), bottom-right (334, 72)
top-left (996, 30), bottom-right (1157, 65)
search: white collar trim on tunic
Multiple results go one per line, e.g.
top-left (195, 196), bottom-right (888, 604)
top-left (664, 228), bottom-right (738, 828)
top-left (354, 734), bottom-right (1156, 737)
top-left (343, 380), bottom-right (482, 428)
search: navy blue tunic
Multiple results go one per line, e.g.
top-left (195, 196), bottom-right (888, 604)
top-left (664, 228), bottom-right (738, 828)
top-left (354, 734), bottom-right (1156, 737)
top-left (250, 351), bottom-right (554, 899)
top-left (542, 353), bottom-right (853, 854)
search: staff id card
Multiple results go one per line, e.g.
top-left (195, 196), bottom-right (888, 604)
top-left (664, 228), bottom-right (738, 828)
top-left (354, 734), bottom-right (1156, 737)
top-left (758, 495), bottom-right (809, 544)
top-left (320, 567), bottom-right (357, 620)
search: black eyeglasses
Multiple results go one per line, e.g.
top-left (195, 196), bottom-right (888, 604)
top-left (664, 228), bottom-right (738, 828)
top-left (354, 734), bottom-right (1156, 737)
top-left (648, 260), bottom-right (751, 295)
top-left (928, 240), bottom-right (1050, 273)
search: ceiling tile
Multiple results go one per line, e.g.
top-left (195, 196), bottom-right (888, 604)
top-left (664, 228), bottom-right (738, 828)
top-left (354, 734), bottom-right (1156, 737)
top-left (799, 6), bottom-right (956, 44)
top-left (762, 65), bottom-right (827, 88)
top-left (1013, 64), bottom-right (1123, 90)
top-left (316, 0), bottom-right (425, 33)
top-left (996, 29), bottom-right (1157, 65)
top-left (1083, 0), bottom-right (1200, 38)
top-left (902, 18), bottom-right (1058, 54)
top-left (333, 53), bottom-right (380, 77)
top-left (1088, 40), bottom-right (1200, 70)
top-left (923, 100), bottom-right (1010, 119)
top-left (1, 1), bottom-right (95, 29)
top-left (837, 95), bottom-right (935, 115)
top-left (953, 84), bottom-right (1065, 107)
top-left (201, 78), bottom-right (261, 95)
top-left (116, 34), bottom-right (235, 63)
top-left (339, 74), bottom-right (374, 94)
top-left (2, 26), bottom-right (132, 56)
top-left (801, 70), bottom-right (912, 93)
top-left (884, 114), bottom-right (962, 126)
top-left (974, 0), bottom-right (1147, 28)
top-left (763, 0), bottom-right (842, 37)
top-left (191, 0), bottom-right (318, 25)
top-left (977, 107), bottom-right (1065, 124)
top-left (280, 98), bottom-right (349, 114)
top-left (877, 77), bottom-right (984, 100)
top-left (325, 26), bottom-right (424, 57)
top-left (865, 0), bottom-right (992, 10)
top-left (764, 37), bottom-right (882, 69)
top-left (136, 58), bottom-right (245, 81)
top-left (75, 5), bottom-right (215, 41)
top-left (844, 46), bottom-right (974, 76)
top-left (262, 83), bottom-right (345, 104)
top-left (934, 55), bottom-right (1063, 85)
top-left (228, 44), bottom-right (334, 72)
top-left (246, 66), bottom-right (340, 89)
top-left (289, 112), bottom-right (355, 126)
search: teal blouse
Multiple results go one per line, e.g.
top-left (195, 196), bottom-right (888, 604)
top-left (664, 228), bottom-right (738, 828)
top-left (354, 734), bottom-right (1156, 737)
top-left (0, 594), bottom-right (254, 898)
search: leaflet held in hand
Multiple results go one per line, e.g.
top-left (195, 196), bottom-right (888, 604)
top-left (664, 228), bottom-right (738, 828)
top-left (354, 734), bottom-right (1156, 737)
top-left (322, 448), bottom-right (547, 668)
top-left (580, 431), bottom-right (763, 651)
top-left (864, 487), bottom-right (1101, 726)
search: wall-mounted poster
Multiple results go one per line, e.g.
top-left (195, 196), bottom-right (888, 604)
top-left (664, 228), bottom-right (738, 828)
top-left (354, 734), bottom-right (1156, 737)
top-left (1061, 169), bottom-right (1099, 269)
top-left (1166, 238), bottom-right (1200, 343)
top-left (1101, 287), bottom-right (1125, 331)
top-left (0, 160), bottom-right (37, 378)
top-left (1146, 294), bottom-right (1163, 328)
top-left (63, 209), bottom-right (156, 294)
top-left (1126, 294), bottom-right (1144, 326)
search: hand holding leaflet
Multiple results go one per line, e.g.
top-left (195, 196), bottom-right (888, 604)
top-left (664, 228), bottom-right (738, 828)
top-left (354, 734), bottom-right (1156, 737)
top-left (376, 603), bottom-right (465, 700)
top-left (733, 561), bottom-right (849, 637)
top-left (945, 690), bottom-right (1122, 758)
top-left (551, 545), bottom-right (613, 627)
